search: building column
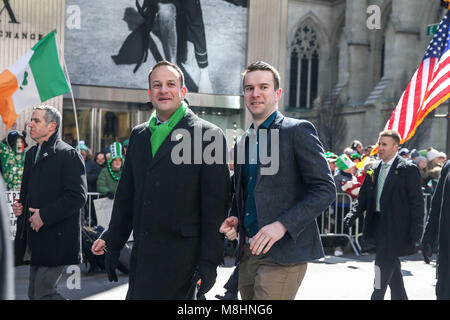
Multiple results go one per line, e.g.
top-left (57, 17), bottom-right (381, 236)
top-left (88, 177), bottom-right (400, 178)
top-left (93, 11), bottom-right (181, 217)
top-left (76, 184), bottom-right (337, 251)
top-left (344, 0), bottom-right (371, 105)
top-left (245, 0), bottom-right (288, 128)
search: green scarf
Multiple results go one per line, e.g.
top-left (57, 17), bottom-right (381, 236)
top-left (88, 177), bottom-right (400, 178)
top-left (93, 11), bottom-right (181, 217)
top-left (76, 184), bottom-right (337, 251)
top-left (148, 101), bottom-right (188, 156)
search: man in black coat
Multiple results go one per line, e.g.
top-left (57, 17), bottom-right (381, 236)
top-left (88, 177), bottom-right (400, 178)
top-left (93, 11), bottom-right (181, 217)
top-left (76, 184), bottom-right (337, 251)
top-left (345, 130), bottom-right (424, 300)
top-left (422, 160), bottom-right (450, 300)
top-left (92, 60), bottom-right (230, 300)
top-left (12, 105), bottom-right (87, 300)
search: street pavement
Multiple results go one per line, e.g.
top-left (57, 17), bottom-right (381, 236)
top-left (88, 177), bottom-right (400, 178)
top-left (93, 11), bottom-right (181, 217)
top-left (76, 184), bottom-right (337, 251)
top-left (13, 251), bottom-right (438, 300)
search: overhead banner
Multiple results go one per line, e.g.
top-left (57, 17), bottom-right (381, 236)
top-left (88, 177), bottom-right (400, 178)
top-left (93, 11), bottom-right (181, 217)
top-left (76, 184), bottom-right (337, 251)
top-left (65, 0), bottom-right (248, 95)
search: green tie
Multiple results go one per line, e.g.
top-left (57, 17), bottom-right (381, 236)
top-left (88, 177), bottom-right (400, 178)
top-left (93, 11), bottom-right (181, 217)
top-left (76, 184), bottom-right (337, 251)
top-left (34, 145), bottom-right (41, 164)
top-left (376, 163), bottom-right (389, 211)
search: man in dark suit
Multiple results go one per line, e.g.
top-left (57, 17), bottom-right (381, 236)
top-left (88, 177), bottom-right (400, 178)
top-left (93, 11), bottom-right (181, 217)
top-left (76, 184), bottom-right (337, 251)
top-left (220, 61), bottom-right (336, 300)
top-left (13, 105), bottom-right (87, 300)
top-left (422, 160), bottom-right (450, 300)
top-left (344, 130), bottom-right (424, 300)
top-left (92, 60), bottom-right (230, 299)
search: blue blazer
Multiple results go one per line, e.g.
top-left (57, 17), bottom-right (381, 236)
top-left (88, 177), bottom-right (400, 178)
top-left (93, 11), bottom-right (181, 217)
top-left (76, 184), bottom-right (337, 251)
top-left (231, 112), bottom-right (336, 264)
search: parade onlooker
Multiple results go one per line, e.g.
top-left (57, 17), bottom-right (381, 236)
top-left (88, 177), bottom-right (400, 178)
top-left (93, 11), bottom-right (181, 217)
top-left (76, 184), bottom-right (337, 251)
top-left (122, 139), bottom-right (129, 156)
top-left (427, 148), bottom-right (447, 170)
top-left (0, 130), bottom-right (27, 191)
top-left (220, 61), bottom-right (336, 300)
top-left (13, 105), bottom-right (87, 300)
top-left (344, 130), bottom-right (424, 300)
top-left (422, 160), bottom-right (450, 300)
top-left (399, 148), bottom-right (410, 159)
top-left (410, 149), bottom-right (420, 163)
top-left (96, 142), bottom-right (123, 199)
top-left (325, 152), bottom-right (338, 175)
top-left (91, 60), bottom-right (230, 300)
top-left (351, 140), bottom-right (363, 155)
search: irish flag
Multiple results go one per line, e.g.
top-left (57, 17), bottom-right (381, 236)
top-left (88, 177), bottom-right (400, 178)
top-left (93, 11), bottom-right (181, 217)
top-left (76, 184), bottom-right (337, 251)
top-left (0, 31), bottom-right (69, 129)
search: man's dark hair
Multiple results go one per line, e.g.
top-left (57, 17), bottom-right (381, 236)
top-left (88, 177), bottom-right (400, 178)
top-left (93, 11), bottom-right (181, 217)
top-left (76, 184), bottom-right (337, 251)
top-left (379, 130), bottom-right (401, 146)
top-left (148, 60), bottom-right (185, 88)
top-left (242, 61), bottom-right (281, 91)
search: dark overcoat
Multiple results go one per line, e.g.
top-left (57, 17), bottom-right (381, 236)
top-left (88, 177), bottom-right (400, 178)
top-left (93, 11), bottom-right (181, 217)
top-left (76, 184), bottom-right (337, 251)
top-left (104, 110), bottom-right (230, 299)
top-left (14, 132), bottom-right (87, 267)
top-left (422, 160), bottom-right (450, 300)
top-left (354, 155), bottom-right (424, 257)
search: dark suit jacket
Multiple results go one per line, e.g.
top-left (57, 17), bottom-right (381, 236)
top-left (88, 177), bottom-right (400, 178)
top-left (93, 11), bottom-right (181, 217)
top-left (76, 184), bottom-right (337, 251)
top-left (104, 109), bottom-right (230, 299)
top-left (231, 112), bottom-right (336, 264)
top-left (422, 160), bottom-right (450, 299)
top-left (353, 155), bottom-right (424, 257)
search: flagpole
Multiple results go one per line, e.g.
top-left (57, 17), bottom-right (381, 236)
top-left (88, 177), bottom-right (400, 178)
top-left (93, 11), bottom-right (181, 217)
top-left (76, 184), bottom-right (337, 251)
top-left (54, 29), bottom-right (80, 148)
top-left (61, 57), bottom-right (81, 148)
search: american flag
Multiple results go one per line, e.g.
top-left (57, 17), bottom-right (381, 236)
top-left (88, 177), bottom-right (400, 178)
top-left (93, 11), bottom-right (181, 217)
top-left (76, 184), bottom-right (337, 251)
top-left (384, 11), bottom-right (450, 143)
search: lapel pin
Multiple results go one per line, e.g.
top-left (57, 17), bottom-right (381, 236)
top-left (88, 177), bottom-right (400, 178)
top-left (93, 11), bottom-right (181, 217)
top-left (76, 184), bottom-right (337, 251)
top-left (43, 153), bottom-right (48, 157)
top-left (175, 134), bottom-right (183, 141)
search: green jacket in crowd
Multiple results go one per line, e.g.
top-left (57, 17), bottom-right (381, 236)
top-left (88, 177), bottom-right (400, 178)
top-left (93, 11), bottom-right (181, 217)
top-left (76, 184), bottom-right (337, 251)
top-left (96, 166), bottom-right (121, 196)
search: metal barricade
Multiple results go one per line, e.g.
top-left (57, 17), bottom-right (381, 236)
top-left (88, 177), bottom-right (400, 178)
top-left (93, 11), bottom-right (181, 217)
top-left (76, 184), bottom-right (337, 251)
top-left (422, 193), bottom-right (433, 237)
top-left (317, 193), bottom-right (361, 256)
top-left (85, 192), bottom-right (102, 227)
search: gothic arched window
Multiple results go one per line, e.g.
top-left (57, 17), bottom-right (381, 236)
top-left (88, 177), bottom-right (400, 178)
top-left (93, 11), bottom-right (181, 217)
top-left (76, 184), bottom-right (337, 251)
top-left (289, 24), bottom-right (320, 109)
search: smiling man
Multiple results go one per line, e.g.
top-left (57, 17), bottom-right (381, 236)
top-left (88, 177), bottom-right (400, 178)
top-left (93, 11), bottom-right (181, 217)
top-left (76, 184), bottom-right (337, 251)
top-left (91, 60), bottom-right (230, 300)
top-left (12, 105), bottom-right (87, 300)
top-left (220, 61), bottom-right (336, 300)
top-left (345, 129), bottom-right (424, 300)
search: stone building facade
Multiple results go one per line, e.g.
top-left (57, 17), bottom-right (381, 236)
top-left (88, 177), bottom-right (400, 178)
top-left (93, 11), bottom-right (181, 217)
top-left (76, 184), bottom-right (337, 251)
top-left (248, 0), bottom-right (449, 154)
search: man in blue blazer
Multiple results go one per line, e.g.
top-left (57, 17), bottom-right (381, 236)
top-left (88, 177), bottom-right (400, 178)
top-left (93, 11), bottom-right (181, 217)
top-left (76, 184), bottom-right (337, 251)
top-left (220, 61), bottom-right (336, 300)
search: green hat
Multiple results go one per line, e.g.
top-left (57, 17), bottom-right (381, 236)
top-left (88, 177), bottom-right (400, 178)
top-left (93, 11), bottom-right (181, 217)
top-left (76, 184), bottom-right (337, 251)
top-left (419, 149), bottom-right (428, 157)
top-left (123, 139), bottom-right (129, 147)
top-left (336, 154), bottom-right (356, 171)
top-left (108, 142), bottom-right (123, 164)
top-left (325, 151), bottom-right (338, 161)
top-left (350, 153), bottom-right (361, 160)
top-left (76, 143), bottom-right (89, 152)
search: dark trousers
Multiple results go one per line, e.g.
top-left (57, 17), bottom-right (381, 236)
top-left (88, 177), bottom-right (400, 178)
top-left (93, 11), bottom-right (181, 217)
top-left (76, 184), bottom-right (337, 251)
top-left (28, 265), bottom-right (66, 300)
top-left (371, 214), bottom-right (408, 300)
top-left (224, 266), bottom-right (239, 294)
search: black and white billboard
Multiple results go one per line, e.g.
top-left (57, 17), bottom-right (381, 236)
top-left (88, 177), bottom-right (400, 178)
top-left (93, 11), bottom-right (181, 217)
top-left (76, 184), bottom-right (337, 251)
top-left (64, 0), bottom-right (248, 95)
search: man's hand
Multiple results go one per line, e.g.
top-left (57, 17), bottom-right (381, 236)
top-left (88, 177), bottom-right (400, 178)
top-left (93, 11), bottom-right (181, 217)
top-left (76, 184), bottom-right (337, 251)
top-left (250, 221), bottom-right (286, 255)
top-left (29, 208), bottom-right (44, 232)
top-left (12, 200), bottom-right (23, 217)
top-left (219, 216), bottom-right (238, 241)
top-left (92, 239), bottom-right (106, 255)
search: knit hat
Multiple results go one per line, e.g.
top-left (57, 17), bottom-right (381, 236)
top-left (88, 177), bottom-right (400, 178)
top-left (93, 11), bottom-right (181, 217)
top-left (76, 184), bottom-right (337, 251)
top-left (399, 148), bottom-right (410, 156)
top-left (6, 130), bottom-right (28, 149)
top-left (108, 142), bottom-right (123, 164)
top-left (336, 154), bottom-right (356, 171)
top-left (419, 149), bottom-right (428, 157)
top-left (76, 143), bottom-right (89, 153)
top-left (427, 148), bottom-right (446, 162)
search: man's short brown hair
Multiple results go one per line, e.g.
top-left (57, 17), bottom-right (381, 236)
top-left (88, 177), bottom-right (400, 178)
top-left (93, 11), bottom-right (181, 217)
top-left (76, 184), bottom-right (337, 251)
top-left (379, 130), bottom-right (401, 146)
top-left (242, 61), bottom-right (281, 91)
top-left (148, 60), bottom-right (185, 88)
